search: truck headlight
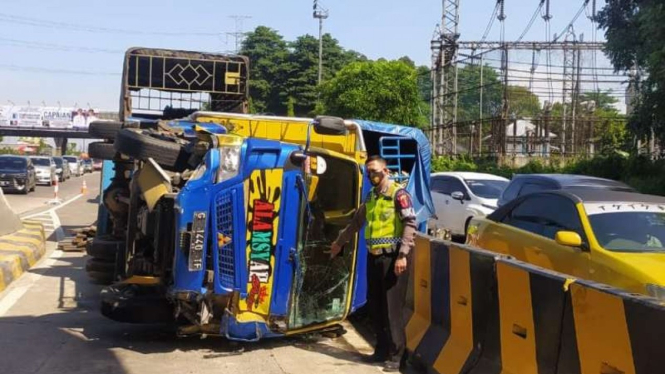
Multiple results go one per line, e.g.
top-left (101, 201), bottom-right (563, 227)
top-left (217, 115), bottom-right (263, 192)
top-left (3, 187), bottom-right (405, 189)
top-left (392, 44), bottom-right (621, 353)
top-left (216, 145), bottom-right (240, 183)
top-left (646, 284), bottom-right (665, 301)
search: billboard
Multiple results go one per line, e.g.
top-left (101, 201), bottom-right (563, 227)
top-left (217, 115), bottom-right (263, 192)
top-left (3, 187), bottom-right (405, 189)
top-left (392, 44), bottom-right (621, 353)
top-left (0, 106), bottom-right (106, 129)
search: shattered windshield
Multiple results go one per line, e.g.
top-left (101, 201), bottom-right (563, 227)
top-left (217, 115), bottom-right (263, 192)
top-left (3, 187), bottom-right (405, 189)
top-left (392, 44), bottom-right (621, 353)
top-left (289, 154), bottom-right (359, 329)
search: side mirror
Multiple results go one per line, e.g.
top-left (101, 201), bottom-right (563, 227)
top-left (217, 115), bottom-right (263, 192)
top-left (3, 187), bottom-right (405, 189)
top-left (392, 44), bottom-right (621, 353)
top-left (313, 116), bottom-right (346, 136)
top-left (555, 231), bottom-right (583, 248)
top-left (451, 191), bottom-right (465, 201)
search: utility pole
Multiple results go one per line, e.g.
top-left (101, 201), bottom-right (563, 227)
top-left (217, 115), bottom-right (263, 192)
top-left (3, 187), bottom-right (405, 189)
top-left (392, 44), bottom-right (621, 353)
top-left (226, 15), bottom-right (252, 53)
top-left (313, 0), bottom-right (329, 85)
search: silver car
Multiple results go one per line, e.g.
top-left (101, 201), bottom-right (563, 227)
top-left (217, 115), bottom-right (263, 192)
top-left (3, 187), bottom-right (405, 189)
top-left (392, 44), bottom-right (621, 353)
top-left (30, 156), bottom-right (57, 186)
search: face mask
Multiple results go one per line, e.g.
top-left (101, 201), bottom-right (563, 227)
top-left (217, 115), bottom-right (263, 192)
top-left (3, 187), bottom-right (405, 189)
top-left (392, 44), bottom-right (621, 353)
top-left (369, 171), bottom-right (385, 187)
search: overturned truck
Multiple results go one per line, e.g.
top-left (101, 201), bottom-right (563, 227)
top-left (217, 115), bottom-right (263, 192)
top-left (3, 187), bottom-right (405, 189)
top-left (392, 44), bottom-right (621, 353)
top-left (86, 47), bottom-right (434, 341)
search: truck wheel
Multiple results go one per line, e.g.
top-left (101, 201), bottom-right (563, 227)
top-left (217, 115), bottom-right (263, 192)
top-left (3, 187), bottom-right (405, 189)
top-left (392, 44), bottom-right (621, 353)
top-left (86, 237), bottom-right (123, 261)
top-left (88, 142), bottom-right (116, 160)
top-left (86, 257), bottom-right (116, 284)
top-left (114, 129), bottom-right (190, 171)
top-left (89, 121), bottom-right (123, 140)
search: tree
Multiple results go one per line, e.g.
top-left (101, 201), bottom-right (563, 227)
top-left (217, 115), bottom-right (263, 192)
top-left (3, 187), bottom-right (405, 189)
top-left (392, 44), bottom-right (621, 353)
top-left (506, 85), bottom-right (541, 118)
top-left (287, 34), bottom-right (364, 116)
top-left (240, 26), bottom-right (290, 114)
top-left (598, 0), bottom-right (665, 141)
top-left (320, 60), bottom-right (426, 127)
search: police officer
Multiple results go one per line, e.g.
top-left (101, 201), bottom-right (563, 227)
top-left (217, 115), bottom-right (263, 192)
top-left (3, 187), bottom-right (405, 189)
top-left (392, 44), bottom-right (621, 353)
top-left (330, 155), bottom-right (416, 372)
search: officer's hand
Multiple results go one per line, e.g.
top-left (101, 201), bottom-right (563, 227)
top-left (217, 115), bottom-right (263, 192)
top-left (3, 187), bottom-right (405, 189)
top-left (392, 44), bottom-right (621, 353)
top-left (394, 256), bottom-right (407, 276)
top-left (329, 242), bottom-right (342, 259)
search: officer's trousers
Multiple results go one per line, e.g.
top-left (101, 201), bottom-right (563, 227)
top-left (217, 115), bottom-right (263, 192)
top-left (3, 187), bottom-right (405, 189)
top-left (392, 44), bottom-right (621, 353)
top-left (367, 250), bottom-right (410, 363)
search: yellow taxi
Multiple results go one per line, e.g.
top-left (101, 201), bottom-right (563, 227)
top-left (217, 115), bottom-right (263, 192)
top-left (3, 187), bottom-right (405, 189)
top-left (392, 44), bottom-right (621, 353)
top-left (466, 188), bottom-right (665, 298)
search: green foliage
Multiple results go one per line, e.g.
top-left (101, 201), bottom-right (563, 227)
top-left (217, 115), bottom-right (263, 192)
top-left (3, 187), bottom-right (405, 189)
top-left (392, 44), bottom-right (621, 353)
top-left (319, 60), bottom-right (427, 127)
top-left (240, 26), bottom-right (290, 114)
top-left (432, 153), bottom-right (665, 195)
top-left (598, 0), bottom-right (665, 142)
top-left (286, 96), bottom-right (295, 117)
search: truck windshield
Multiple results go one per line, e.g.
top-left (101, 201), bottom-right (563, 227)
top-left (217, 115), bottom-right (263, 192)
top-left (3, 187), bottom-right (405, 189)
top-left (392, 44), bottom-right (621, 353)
top-left (289, 154), bottom-right (359, 329)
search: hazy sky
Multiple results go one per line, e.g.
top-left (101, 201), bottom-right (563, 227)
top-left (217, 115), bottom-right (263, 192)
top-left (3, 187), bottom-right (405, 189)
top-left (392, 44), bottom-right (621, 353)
top-left (0, 0), bottom-right (608, 110)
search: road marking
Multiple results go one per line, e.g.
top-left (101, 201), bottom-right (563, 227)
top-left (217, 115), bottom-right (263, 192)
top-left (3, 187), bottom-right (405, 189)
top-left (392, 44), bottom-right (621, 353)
top-left (23, 193), bottom-right (83, 219)
top-left (0, 192), bottom-right (86, 315)
top-left (0, 246), bottom-right (64, 317)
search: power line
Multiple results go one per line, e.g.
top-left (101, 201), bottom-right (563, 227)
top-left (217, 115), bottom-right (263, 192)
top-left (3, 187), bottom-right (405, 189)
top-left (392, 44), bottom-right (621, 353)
top-left (0, 12), bottom-right (220, 37)
top-left (516, 2), bottom-right (544, 42)
top-left (0, 36), bottom-right (123, 54)
top-left (0, 64), bottom-right (119, 76)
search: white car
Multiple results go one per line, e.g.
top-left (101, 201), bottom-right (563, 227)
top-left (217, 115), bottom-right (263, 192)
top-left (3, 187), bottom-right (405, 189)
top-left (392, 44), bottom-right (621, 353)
top-left (429, 172), bottom-right (509, 237)
top-left (63, 156), bottom-right (82, 177)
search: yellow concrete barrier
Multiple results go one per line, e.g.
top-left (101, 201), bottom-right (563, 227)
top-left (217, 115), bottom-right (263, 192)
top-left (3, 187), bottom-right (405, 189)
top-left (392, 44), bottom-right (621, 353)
top-left (0, 221), bottom-right (46, 292)
top-left (405, 234), bottom-right (665, 374)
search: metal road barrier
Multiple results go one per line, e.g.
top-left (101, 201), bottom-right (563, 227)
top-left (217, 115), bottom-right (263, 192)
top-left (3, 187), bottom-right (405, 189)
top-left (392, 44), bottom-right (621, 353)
top-left (406, 234), bottom-right (665, 374)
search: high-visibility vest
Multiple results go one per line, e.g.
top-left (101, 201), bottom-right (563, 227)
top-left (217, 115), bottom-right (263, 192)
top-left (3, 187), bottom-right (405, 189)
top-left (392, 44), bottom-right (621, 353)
top-left (365, 182), bottom-right (403, 250)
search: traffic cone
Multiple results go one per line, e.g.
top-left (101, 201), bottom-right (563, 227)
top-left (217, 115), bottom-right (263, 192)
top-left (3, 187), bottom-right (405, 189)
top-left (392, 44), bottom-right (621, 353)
top-left (81, 179), bottom-right (87, 194)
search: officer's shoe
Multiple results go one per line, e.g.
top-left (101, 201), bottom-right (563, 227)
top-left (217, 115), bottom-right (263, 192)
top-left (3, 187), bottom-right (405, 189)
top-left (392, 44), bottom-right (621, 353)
top-left (383, 360), bottom-right (401, 372)
top-left (360, 352), bottom-right (386, 364)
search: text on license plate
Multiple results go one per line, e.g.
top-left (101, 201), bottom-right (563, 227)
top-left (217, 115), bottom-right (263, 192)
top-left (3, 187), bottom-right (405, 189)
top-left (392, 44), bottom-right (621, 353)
top-left (188, 212), bottom-right (206, 271)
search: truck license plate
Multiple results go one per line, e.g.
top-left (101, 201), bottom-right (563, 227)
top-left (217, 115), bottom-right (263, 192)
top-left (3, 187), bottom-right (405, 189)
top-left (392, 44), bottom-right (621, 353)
top-left (188, 212), bottom-right (206, 271)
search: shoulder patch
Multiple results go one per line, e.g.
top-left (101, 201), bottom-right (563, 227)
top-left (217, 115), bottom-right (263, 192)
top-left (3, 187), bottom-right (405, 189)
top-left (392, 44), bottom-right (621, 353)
top-left (395, 189), bottom-right (412, 209)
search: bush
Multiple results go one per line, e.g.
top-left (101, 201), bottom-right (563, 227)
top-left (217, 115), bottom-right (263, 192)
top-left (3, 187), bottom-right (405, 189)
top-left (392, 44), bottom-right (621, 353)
top-left (431, 154), bottom-right (665, 196)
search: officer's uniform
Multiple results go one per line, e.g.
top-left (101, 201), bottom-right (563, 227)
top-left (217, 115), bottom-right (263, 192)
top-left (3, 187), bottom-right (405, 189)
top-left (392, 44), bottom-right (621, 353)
top-left (334, 181), bottom-right (417, 364)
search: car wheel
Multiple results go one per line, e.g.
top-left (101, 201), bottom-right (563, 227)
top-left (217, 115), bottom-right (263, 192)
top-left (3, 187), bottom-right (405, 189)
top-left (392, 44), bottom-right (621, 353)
top-left (114, 129), bottom-right (190, 171)
top-left (19, 184), bottom-right (28, 195)
top-left (88, 142), bottom-right (116, 160)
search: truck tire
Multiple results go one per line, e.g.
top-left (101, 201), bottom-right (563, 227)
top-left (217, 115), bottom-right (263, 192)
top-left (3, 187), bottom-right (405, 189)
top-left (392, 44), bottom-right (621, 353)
top-left (86, 237), bottom-right (123, 261)
top-left (88, 142), bottom-right (116, 160)
top-left (89, 121), bottom-right (123, 140)
top-left (86, 257), bottom-right (116, 284)
top-left (114, 129), bottom-right (190, 171)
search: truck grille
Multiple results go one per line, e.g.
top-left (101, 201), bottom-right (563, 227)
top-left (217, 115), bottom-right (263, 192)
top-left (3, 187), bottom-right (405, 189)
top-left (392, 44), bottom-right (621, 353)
top-left (216, 192), bottom-right (235, 289)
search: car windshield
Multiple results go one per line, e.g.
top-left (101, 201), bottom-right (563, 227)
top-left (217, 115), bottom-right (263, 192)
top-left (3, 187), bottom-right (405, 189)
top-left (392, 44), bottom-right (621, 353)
top-left (0, 158), bottom-right (26, 169)
top-left (586, 205), bottom-right (665, 252)
top-left (53, 158), bottom-right (63, 166)
top-left (465, 179), bottom-right (508, 199)
top-left (63, 157), bottom-right (76, 162)
top-left (32, 158), bottom-right (50, 166)
top-left (83, 159), bottom-right (92, 164)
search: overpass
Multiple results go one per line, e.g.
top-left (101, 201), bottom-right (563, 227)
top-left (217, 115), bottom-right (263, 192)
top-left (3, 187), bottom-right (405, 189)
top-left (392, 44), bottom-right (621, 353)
top-left (0, 126), bottom-right (95, 155)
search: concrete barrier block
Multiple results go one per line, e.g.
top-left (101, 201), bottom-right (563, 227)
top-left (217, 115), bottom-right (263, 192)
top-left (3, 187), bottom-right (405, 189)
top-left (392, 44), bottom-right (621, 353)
top-left (0, 189), bottom-right (23, 236)
top-left (0, 221), bottom-right (46, 292)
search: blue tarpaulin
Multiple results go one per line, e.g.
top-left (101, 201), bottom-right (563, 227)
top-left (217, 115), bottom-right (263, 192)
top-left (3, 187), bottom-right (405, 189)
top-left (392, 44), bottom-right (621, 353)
top-left (353, 120), bottom-right (435, 226)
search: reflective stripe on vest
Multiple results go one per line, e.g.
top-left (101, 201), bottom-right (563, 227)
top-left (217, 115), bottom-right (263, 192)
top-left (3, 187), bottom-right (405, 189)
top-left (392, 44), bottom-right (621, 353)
top-left (365, 182), bottom-right (403, 250)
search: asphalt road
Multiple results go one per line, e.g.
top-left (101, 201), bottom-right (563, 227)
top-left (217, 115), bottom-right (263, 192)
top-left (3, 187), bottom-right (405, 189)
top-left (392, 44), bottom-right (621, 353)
top-left (0, 172), bottom-right (388, 374)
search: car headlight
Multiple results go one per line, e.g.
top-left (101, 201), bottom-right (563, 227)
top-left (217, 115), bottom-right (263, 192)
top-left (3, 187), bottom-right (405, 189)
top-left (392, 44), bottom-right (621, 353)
top-left (216, 145), bottom-right (240, 183)
top-left (646, 284), bottom-right (665, 300)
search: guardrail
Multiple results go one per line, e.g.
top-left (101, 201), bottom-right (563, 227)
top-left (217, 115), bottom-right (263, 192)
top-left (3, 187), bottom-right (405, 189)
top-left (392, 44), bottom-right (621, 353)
top-left (406, 234), bottom-right (665, 374)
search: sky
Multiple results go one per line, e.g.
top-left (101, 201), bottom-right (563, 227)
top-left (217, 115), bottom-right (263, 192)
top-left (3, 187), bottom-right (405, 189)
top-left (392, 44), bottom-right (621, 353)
top-left (0, 0), bottom-right (610, 110)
